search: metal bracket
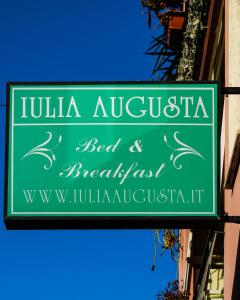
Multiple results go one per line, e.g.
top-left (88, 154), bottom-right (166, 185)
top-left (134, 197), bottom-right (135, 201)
top-left (222, 87), bottom-right (240, 95)
top-left (225, 131), bottom-right (240, 189)
top-left (223, 214), bottom-right (240, 224)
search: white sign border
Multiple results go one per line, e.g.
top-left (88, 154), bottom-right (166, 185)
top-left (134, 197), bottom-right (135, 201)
top-left (9, 86), bottom-right (216, 216)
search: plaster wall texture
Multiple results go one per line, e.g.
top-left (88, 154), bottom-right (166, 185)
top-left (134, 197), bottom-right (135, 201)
top-left (224, 0), bottom-right (240, 299)
top-left (179, 229), bottom-right (190, 285)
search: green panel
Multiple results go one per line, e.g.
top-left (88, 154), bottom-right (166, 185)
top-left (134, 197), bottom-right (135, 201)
top-left (6, 83), bottom-right (218, 217)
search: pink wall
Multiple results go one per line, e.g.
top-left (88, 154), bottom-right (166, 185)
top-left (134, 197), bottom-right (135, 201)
top-left (224, 1), bottom-right (240, 297)
top-left (179, 229), bottom-right (190, 285)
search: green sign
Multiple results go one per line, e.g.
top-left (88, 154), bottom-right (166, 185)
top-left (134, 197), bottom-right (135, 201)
top-left (5, 82), bottom-right (219, 227)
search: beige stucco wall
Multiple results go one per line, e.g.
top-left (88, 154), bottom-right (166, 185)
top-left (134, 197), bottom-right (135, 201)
top-left (179, 229), bottom-right (190, 286)
top-left (179, 230), bottom-right (195, 299)
top-left (224, 0), bottom-right (240, 299)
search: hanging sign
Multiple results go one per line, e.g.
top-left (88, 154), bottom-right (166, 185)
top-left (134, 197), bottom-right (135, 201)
top-left (4, 82), bottom-right (220, 228)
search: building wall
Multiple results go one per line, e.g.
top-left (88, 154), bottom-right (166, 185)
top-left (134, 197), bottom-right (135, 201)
top-left (179, 0), bottom-right (240, 298)
top-left (179, 0), bottom-right (225, 298)
top-left (224, 0), bottom-right (240, 299)
top-left (179, 229), bottom-right (191, 293)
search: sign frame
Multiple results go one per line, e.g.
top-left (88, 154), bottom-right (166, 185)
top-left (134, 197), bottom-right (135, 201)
top-left (4, 81), bottom-right (222, 229)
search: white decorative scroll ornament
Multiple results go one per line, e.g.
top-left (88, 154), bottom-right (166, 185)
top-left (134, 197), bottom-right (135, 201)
top-left (22, 131), bottom-right (62, 170)
top-left (164, 131), bottom-right (205, 170)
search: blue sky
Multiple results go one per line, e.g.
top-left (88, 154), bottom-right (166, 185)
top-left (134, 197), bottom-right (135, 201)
top-left (0, 1), bottom-right (176, 299)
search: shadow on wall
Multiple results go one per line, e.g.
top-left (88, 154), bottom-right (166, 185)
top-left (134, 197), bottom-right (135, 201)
top-left (231, 232), bottom-right (240, 299)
